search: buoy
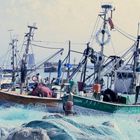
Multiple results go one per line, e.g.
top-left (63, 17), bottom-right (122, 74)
top-left (96, 29), bottom-right (111, 45)
top-left (92, 84), bottom-right (101, 93)
top-left (32, 75), bottom-right (37, 82)
top-left (64, 101), bottom-right (73, 115)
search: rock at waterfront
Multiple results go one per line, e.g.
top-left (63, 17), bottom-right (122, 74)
top-left (6, 128), bottom-right (50, 140)
top-left (0, 128), bottom-right (9, 140)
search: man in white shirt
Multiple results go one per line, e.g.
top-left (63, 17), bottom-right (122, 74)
top-left (36, 73), bottom-right (43, 83)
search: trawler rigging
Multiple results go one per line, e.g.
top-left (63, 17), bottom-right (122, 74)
top-left (20, 25), bottom-right (37, 94)
top-left (62, 4), bottom-right (140, 113)
top-left (10, 38), bottom-right (18, 90)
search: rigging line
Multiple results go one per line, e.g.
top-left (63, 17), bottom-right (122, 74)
top-left (109, 54), bottom-right (132, 72)
top-left (19, 36), bottom-right (27, 57)
top-left (115, 26), bottom-right (136, 41)
top-left (102, 24), bottom-right (117, 55)
top-left (89, 16), bottom-right (100, 43)
top-left (62, 55), bottom-right (69, 64)
top-left (30, 44), bottom-right (37, 70)
top-left (33, 40), bottom-right (86, 46)
top-left (125, 54), bottom-right (134, 65)
top-left (110, 38), bottom-right (116, 55)
top-left (117, 41), bottom-right (136, 57)
top-left (32, 49), bottom-right (63, 68)
top-left (30, 44), bottom-right (34, 55)
top-left (90, 21), bottom-right (104, 47)
top-left (0, 48), bottom-right (12, 68)
top-left (72, 56), bottom-right (84, 80)
top-left (31, 43), bottom-right (63, 50)
top-left (32, 40), bottom-right (66, 44)
top-left (70, 50), bottom-right (84, 54)
top-left (69, 55), bottom-right (84, 80)
top-left (71, 42), bottom-right (87, 45)
top-left (0, 48), bottom-right (12, 60)
top-left (115, 25), bottom-right (136, 39)
top-left (102, 42), bottom-right (137, 75)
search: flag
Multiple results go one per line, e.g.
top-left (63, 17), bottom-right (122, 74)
top-left (108, 17), bottom-right (114, 30)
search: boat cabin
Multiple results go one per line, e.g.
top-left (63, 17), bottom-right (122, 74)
top-left (0, 73), bottom-right (12, 89)
top-left (114, 70), bottom-right (140, 94)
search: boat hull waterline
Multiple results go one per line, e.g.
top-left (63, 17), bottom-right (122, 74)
top-left (0, 90), bottom-right (61, 107)
top-left (62, 95), bottom-right (140, 113)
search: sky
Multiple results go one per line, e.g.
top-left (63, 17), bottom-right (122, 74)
top-left (0, 0), bottom-right (140, 65)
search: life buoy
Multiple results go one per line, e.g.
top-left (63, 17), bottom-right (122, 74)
top-left (32, 75), bottom-right (38, 82)
top-left (96, 29), bottom-right (111, 45)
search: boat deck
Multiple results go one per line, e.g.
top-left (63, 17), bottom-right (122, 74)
top-left (0, 89), bottom-right (62, 107)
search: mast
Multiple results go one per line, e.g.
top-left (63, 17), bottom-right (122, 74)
top-left (10, 39), bottom-right (18, 91)
top-left (96, 4), bottom-right (112, 84)
top-left (20, 25), bottom-right (37, 94)
top-left (133, 23), bottom-right (140, 103)
top-left (23, 25), bottom-right (37, 63)
top-left (82, 42), bottom-right (90, 84)
top-left (67, 41), bottom-right (71, 81)
top-left (66, 41), bottom-right (71, 93)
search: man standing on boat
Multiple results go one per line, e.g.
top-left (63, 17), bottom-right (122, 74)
top-left (36, 73), bottom-right (43, 84)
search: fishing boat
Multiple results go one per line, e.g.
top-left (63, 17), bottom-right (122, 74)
top-left (62, 93), bottom-right (140, 113)
top-left (0, 90), bottom-right (61, 107)
top-left (0, 25), bottom-right (63, 108)
top-left (62, 4), bottom-right (140, 113)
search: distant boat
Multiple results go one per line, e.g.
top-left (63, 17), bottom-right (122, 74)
top-left (44, 62), bottom-right (57, 73)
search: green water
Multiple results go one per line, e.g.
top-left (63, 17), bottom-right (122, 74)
top-left (0, 103), bottom-right (139, 140)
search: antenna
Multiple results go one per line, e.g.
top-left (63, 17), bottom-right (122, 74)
top-left (8, 29), bottom-right (14, 40)
top-left (137, 22), bottom-right (140, 36)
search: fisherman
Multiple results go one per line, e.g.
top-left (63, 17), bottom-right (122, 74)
top-left (36, 73), bottom-right (43, 83)
top-left (44, 77), bottom-right (49, 85)
top-left (51, 77), bottom-right (56, 84)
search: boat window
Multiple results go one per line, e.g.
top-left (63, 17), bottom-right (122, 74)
top-left (3, 75), bottom-right (12, 78)
top-left (117, 72), bottom-right (133, 79)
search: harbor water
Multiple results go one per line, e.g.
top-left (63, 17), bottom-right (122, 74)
top-left (0, 101), bottom-right (140, 140)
